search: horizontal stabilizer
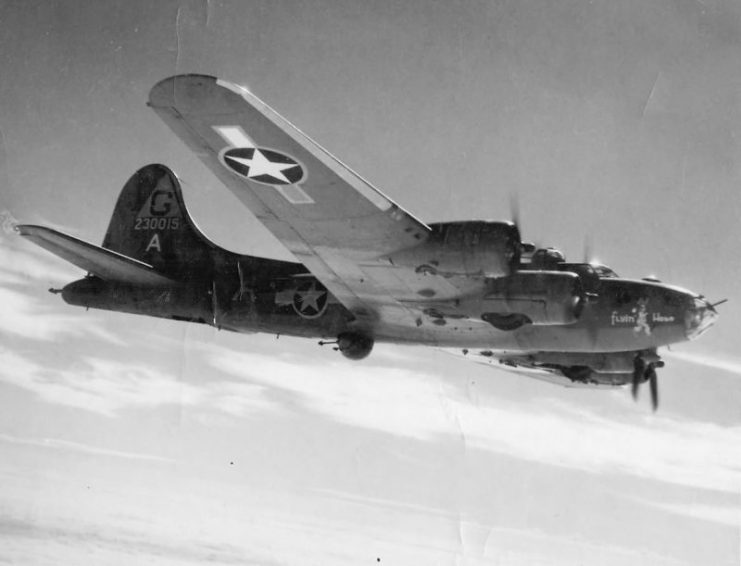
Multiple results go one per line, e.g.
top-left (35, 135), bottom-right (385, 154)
top-left (17, 225), bottom-right (174, 286)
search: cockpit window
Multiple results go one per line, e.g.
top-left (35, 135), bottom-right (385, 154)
top-left (592, 264), bottom-right (619, 278)
top-left (558, 263), bottom-right (601, 293)
top-left (559, 263), bottom-right (595, 278)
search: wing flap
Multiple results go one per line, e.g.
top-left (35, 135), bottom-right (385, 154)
top-left (17, 225), bottom-right (174, 286)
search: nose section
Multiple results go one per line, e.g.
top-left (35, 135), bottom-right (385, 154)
top-left (685, 296), bottom-right (719, 340)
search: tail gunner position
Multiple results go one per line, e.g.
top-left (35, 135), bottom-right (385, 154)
top-left (18, 75), bottom-right (720, 411)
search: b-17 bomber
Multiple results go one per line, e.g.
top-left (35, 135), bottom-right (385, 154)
top-left (18, 74), bottom-right (721, 411)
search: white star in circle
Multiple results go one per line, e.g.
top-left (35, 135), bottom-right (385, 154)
top-left (225, 149), bottom-right (298, 184)
top-left (296, 282), bottom-right (327, 313)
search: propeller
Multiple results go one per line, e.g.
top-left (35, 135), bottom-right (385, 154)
top-left (582, 233), bottom-right (593, 264)
top-left (509, 191), bottom-right (521, 231)
top-left (631, 354), bottom-right (644, 401)
top-left (648, 366), bottom-right (659, 411)
top-left (632, 353), bottom-right (659, 411)
top-left (508, 192), bottom-right (540, 265)
top-left (576, 233), bottom-right (600, 347)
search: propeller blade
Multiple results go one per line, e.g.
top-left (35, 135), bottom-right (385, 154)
top-left (648, 366), bottom-right (659, 411)
top-left (509, 192), bottom-right (537, 263)
top-left (632, 355), bottom-right (645, 401)
top-left (509, 191), bottom-right (521, 229)
top-left (584, 306), bottom-right (599, 349)
top-left (583, 234), bottom-right (593, 264)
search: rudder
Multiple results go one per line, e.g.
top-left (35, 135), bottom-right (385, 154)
top-left (102, 164), bottom-right (212, 280)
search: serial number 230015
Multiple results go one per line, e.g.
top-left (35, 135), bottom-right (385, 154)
top-left (134, 217), bottom-right (180, 230)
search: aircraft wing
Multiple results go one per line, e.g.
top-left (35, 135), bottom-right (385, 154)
top-left (17, 225), bottom-right (174, 286)
top-left (148, 74), bottom-right (457, 331)
top-left (441, 348), bottom-right (619, 389)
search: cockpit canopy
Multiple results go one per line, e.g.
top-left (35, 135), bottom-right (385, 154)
top-left (590, 263), bottom-right (619, 278)
top-left (523, 247), bottom-right (620, 295)
top-left (556, 263), bottom-right (619, 294)
top-left (525, 247), bottom-right (619, 278)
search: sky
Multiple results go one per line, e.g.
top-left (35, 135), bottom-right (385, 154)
top-left (0, 1), bottom-right (740, 564)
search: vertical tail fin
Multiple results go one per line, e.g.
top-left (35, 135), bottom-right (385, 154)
top-left (102, 164), bottom-right (213, 280)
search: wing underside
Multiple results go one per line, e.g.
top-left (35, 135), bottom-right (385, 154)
top-left (443, 348), bottom-right (630, 388)
top-left (147, 74), bottom-right (472, 336)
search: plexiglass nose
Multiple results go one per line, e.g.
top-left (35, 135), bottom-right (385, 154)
top-left (685, 297), bottom-right (718, 340)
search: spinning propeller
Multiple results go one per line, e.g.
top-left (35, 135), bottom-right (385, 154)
top-left (509, 192), bottom-right (540, 264)
top-left (632, 354), bottom-right (662, 411)
top-left (582, 234), bottom-right (595, 264)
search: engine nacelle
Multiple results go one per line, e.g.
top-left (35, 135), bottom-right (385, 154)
top-left (386, 221), bottom-right (521, 278)
top-left (479, 271), bottom-right (584, 326)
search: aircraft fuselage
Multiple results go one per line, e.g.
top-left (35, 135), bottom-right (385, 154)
top-left (59, 252), bottom-right (716, 356)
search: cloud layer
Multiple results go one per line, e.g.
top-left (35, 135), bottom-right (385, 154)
top-left (204, 345), bottom-right (741, 494)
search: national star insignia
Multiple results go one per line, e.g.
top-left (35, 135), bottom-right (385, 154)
top-left (296, 282), bottom-right (326, 312)
top-left (294, 281), bottom-right (327, 317)
top-left (223, 147), bottom-right (302, 185)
